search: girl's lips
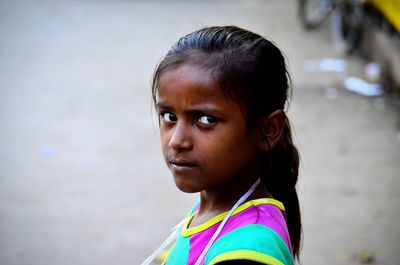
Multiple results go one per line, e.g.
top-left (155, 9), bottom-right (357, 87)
top-left (170, 160), bottom-right (197, 168)
top-left (169, 159), bottom-right (198, 170)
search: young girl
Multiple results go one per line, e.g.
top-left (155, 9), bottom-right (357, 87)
top-left (145, 26), bottom-right (301, 265)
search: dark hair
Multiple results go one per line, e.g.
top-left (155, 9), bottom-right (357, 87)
top-left (151, 26), bottom-right (301, 258)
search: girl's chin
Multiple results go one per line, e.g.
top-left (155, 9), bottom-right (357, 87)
top-left (173, 178), bottom-right (202, 193)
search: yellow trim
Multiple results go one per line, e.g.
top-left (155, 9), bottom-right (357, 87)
top-left (182, 198), bottom-right (284, 237)
top-left (371, 0), bottom-right (400, 32)
top-left (208, 250), bottom-right (285, 265)
top-left (157, 247), bottom-right (173, 264)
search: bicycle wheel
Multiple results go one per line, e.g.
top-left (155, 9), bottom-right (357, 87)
top-left (330, 2), bottom-right (363, 54)
top-left (298, 0), bottom-right (332, 30)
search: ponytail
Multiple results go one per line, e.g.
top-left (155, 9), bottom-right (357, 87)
top-left (261, 116), bottom-right (301, 258)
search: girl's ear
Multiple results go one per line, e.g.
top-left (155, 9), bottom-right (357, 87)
top-left (256, 110), bottom-right (286, 151)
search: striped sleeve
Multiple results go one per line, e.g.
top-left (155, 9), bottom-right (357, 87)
top-left (205, 224), bottom-right (294, 265)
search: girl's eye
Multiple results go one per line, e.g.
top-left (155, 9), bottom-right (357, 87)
top-left (198, 116), bottom-right (217, 125)
top-left (160, 112), bottom-right (177, 122)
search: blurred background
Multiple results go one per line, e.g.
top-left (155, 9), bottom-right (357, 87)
top-left (0, 0), bottom-right (399, 264)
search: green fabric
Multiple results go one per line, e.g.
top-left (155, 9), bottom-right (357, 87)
top-left (165, 228), bottom-right (190, 264)
top-left (205, 224), bottom-right (294, 265)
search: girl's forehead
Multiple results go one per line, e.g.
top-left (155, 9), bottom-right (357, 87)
top-left (156, 64), bottom-right (244, 112)
top-left (160, 64), bottom-right (215, 86)
top-left (158, 64), bottom-right (220, 98)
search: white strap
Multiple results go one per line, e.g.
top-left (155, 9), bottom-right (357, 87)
top-left (140, 217), bottom-right (187, 265)
top-left (194, 178), bottom-right (261, 265)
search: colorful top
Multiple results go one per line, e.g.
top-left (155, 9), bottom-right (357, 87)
top-left (164, 198), bottom-right (294, 265)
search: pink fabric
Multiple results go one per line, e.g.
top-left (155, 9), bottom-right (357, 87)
top-left (186, 203), bottom-right (292, 264)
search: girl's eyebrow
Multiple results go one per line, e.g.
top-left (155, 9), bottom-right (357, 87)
top-left (155, 103), bottom-right (171, 110)
top-left (156, 102), bottom-right (225, 116)
top-left (186, 106), bottom-right (223, 116)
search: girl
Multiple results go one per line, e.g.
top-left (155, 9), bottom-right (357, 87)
top-left (146, 26), bottom-right (301, 265)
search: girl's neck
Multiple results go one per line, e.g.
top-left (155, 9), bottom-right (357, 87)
top-left (198, 176), bottom-right (270, 216)
top-left (188, 180), bottom-right (269, 228)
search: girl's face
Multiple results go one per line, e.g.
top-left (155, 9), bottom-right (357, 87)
top-left (156, 64), bottom-right (261, 193)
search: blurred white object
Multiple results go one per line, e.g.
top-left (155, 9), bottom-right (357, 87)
top-left (344, 76), bottom-right (383, 97)
top-left (364, 62), bottom-right (381, 83)
top-left (304, 58), bottom-right (346, 72)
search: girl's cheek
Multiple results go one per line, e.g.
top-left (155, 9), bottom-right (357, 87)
top-left (160, 130), bottom-right (171, 148)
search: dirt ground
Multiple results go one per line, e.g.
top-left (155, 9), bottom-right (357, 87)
top-left (1, 1), bottom-right (399, 265)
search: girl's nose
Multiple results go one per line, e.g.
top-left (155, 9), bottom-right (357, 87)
top-left (168, 122), bottom-right (193, 151)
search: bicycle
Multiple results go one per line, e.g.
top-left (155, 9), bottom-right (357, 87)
top-left (297, 0), bottom-right (364, 55)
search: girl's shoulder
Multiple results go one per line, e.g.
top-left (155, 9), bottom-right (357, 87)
top-left (202, 198), bottom-right (294, 265)
top-left (205, 224), bottom-right (294, 265)
top-left (221, 198), bottom-right (291, 243)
